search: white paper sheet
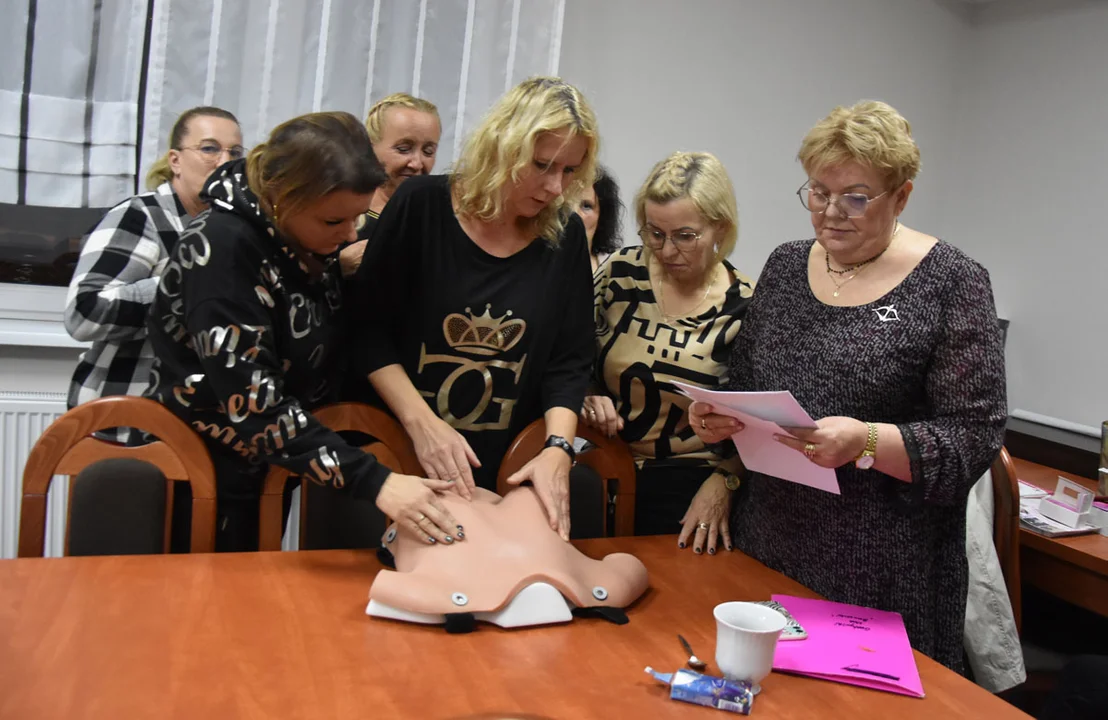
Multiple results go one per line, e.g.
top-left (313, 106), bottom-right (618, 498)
top-left (673, 382), bottom-right (841, 494)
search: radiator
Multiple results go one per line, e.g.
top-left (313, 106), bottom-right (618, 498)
top-left (0, 391), bottom-right (68, 559)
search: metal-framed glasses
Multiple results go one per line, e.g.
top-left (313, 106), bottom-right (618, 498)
top-left (638, 225), bottom-right (703, 252)
top-left (797, 181), bottom-right (888, 219)
top-left (181, 142), bottom-right (247, 162)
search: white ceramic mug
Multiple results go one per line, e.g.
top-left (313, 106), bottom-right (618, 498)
top-left (713, 601), bottom-right (787, 694)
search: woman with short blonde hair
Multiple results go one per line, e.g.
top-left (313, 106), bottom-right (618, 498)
top-left (586, 151), bottom-right (754, 553)
top-left (351, 77), bottom-right (600, 540)
top-left (691, 100), bottom-right (1006, 673)
top-left (357, 92), bottom-right (442, 240)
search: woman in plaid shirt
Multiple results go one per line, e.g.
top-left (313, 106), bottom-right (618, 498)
top-left (64, 106), bottom-right (242, 442)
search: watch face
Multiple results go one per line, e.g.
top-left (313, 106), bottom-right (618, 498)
top-left (856, 455), bottom-right (875, 470)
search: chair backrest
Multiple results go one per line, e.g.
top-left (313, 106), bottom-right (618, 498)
top-left (497, 420), bottom-right (637, 537)
top-left (18, 396), bottom-right (217, 556)
top-left (990, 445), bottom-right (1022, 633)
top-left (258, 402), bottom-right (420, 550)
top-left (67, 458), bottom-right (168, 556)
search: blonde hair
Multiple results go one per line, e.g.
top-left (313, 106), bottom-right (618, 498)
top-left (451, 77), bottom-right (599, 245)
top-left (364, 92), bottom-right (441, 143)
top-left (798, 100), bottom-right (921, 189)
top-left (145, 106), bottom-right (239, 190)
top-left (634, 152), bottom-right (739, 261)
top-left (245, 111), bottom-right (386, 235)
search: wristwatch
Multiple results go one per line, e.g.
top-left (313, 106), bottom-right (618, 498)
top-left (855, 422), bottom-right (878, 469)
top-left (544, 435), bottom-right (577, 465)
top-left (723, 472), bottom-right (741, 491)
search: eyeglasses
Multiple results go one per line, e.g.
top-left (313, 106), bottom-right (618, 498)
top-left (797, 181), bottom-right (889, 218)
top-left (638, 225), bottom-right (703, 252)
top-left (180, 142), bottom-right (247, 162)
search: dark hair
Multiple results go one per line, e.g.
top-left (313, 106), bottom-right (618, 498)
top-left (590, 165), bottom-right (624, 256)
top-left (146, 106), bottom-right (240, 189)
top-left (245, 111), bottom-right (387, 227)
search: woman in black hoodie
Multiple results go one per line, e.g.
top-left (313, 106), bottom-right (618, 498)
top-left (145, 111), bottom-right (463, 552)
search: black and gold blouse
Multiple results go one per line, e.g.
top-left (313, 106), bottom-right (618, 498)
top-left (593, 246), bottom-right (754, 473)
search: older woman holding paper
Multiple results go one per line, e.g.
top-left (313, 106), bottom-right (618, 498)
top-left (584, 152), bottom-right (754, 552)
top-left (690, 101), bottom-right (1006, 673)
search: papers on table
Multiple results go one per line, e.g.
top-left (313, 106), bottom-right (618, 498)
top-left (1018, 498), bottom-right (1099, 538)
top-left (672, 382), bottom-right (840, 495)
top-left (771, 595), bottom-right (924, 698)
top-left (1017, 480), bottom-right (1048, 500)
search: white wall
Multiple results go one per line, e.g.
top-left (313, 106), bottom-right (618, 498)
top-left (560, 0), bottom-right (973, 275)
top-left (943, 0), bottom-right (1108, 430)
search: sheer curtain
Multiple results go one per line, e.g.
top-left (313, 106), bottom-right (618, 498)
top-left (140, 0), bottom-right (566, 184)
top-left (0, 0), bottom-right (148, 208)
top-left (1, 0), bottom-right (566, 208)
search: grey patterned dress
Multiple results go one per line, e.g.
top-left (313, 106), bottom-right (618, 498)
top-left (728, 239), bottom-right (1007, 673)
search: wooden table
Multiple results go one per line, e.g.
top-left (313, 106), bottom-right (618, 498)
top-left (1014, 457), bottom-right (1108, 617)
top-left (0, 536), bottom-right (1027, 719)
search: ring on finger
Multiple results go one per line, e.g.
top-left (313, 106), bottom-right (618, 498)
top-left (415, 513), bottom-right (426, 522)
top-left (803, 442), bottom-right (816, 459)
top-left (697, 521), bottom-right (710, 531)
top-left (701, 418), bottom-right (707, 430)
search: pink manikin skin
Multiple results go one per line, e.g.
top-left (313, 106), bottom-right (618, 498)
top-left (369, 487), bottom-right (649, 616)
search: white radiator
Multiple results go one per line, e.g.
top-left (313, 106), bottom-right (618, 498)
top-left (0, 391), bottom-right (68, 559)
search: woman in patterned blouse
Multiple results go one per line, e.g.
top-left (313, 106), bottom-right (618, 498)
top-left (690, 101), bottom-right (1006, 673)
top-left (585, 152), bottom-right (754, 554)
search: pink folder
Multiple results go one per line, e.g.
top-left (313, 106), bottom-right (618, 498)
top-left (770, 595), bottom-right (924, 698)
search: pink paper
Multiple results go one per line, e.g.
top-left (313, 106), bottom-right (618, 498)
top-left (770, 595), bottom-right (924, 698)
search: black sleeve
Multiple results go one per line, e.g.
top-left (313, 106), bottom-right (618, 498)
top-left (542, 215), bottom-right (596, 414)
top-left (182, 238), bottom-right (393, 500)
top-left (350, 179), bottom-right (423, 376)
top-left (896, 259), bottom-right (1008, 507)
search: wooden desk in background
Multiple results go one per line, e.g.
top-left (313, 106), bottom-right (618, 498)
top-left (0, 537), bottom-right (1027, 719)
top-left (1013, 457), bottom-right (1108, 618)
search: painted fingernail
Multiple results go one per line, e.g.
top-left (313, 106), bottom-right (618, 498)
top-left (726, 545), bottom-right (733, 552)
top-left (456, 530), bottom-right (465, 539)
top-left (427, 537), bottom-right (436, 544)
top-left (444, 536), bottom-right (454, 543)
top-left (457, 525), bottom-right (464, 532)
top-left (708, 547), bottom-right (716, 555)
top-left (678, 542), bottom-right (686, 549)
top-left (694, 548), bottom-right (703, 555)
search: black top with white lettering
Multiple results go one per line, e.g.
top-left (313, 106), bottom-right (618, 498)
top-left (145, 160), bottom-right (392, 500)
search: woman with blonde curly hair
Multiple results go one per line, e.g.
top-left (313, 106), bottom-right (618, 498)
top-left (350, 77), bottom-right (599, 540)
top-left (690, 101), bottom-right (1006, 673)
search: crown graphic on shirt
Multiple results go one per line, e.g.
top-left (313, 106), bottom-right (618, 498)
top-left (443, 304), bottom-right (527, 356)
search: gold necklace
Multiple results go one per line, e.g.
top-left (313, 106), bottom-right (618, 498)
top-left (655, 264), bottom-right (715, 320)
top-left (825, 222), bottom-right (899, 298)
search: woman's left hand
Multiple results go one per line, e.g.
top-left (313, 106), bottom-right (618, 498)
top-left (677, 473), bottom-right (733, 555)
top-left (505, 447), bottom-right (572, 541)
top-left (775, 416), bottom-right (868, 468)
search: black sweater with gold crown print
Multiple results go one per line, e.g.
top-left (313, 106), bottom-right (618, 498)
top-left (349, 175), bottom-right (595, 491)
top-left (145, 160), bottom-right (392, 500)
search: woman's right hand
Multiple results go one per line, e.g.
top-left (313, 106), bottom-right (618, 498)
top-left (580, 395), bottom-right (623, 437)
top-left (375, 473), bottom-right (464, 544)
top-left (406, 414), bottom-right (480, 500)
top-left (689, 401), bottom-right (744, 444)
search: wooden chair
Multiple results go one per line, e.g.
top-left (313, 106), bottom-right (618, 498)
top-left (258, 402), bottom-right (421, 550)
top-left (991, 445), bottom-right (1022, 633)
top-left (497, 420), bottom-right (637, 537)
top-left (18, 396), bottom-right (217, 556)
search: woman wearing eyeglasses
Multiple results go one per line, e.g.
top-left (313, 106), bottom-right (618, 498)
top-left (690, 101), bottom-right (1006, 674)
top-left (585, 152), bottom-right (754, 552)
top-left (64, 106), bottom-right (243, 442)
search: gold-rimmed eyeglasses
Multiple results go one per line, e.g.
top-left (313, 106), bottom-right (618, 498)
top-left (797, 180), bottom-right (889, 219)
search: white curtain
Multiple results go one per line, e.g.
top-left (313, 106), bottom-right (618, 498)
top-left (0, 0), bottom-right (148, 208)
top-left (1, 0), bottom-right (566, 209)
top-left (140, 0), bottom-right (566, 185)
